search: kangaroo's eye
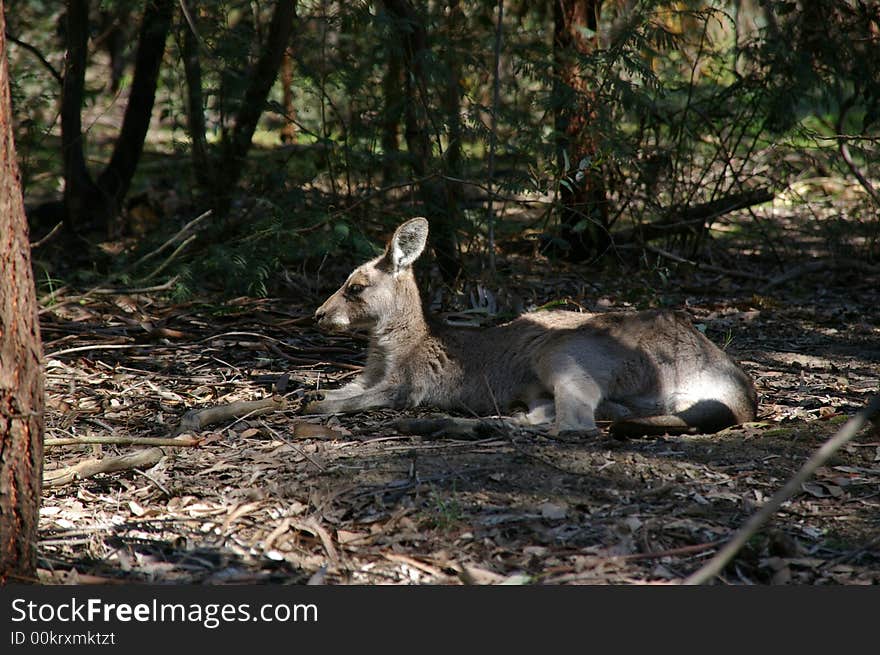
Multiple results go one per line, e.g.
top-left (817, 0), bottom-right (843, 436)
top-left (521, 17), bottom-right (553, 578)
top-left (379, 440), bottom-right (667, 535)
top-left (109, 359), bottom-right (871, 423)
top-left (346, 283), bottom-right (365, 296)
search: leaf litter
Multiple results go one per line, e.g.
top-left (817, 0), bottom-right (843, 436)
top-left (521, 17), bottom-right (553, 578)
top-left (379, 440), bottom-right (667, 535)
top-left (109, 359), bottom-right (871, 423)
top-left (37, 230), bottom-right (880, 585)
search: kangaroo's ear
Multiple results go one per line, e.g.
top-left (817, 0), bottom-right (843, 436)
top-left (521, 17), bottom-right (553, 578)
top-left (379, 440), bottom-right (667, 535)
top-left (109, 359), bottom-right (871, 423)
top-left (385, 217), bottom-right (429, 273)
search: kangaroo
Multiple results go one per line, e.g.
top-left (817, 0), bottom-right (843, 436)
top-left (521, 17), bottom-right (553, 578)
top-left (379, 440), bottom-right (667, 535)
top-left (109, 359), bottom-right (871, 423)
top-left (304, 217), bottom-right (757, 437)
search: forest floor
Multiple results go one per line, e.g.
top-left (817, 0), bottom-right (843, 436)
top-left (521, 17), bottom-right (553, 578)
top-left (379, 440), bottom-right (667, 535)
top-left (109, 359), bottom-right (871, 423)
top-left (35, 207), bottom-right (880, 585)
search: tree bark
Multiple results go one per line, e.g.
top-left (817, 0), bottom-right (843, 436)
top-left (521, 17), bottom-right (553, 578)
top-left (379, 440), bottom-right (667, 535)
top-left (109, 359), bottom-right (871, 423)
top-left (442, 0), bottom-right (465, 246)
top-left (181, 1), bottom-right (213, 193)
top-left (553, 0), bottom-right (609, 261)
top-left (61, 0), bottom-right (174, 235)
top-left (280, 47), bottom-right (297, 144)
top-left (0, 8), bottom-right (45, 583)
top-left (60, 0), bottom-right (98, 232)
top-left (215, 0), bottom-right (296, 216)
top-left (381, 36), bottom-right (403, 185)
top-left (96, 0), bottom-right (173, 230)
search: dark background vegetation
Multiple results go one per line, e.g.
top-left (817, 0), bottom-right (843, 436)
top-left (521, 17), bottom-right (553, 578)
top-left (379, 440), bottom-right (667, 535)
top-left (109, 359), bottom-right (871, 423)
top-left (6, 0), bottom-right (877, 298)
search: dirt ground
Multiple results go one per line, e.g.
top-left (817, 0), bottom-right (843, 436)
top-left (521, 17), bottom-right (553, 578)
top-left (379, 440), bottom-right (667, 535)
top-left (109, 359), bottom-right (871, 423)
top-left (36, 209), bottom-right (880, 585)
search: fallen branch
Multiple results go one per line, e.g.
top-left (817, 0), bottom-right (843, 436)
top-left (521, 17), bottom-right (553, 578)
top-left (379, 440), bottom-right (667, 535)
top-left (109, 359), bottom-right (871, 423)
top-left (645, 245), bottom-right (768, 282)
top-left (616, 188), bottom-right (774, 245)
top-left (761, 258), bottom-right (880, 291)
top-left (45, 435), bottom-right (201, 448)
top-left (45, 343), bottom-right (152, 358)
top-left (174, 397), bottom-right (287, 435)
top-left (43, 447), bottom-right (167, 488)
top-left (683, 395), bottom-right (880, 585)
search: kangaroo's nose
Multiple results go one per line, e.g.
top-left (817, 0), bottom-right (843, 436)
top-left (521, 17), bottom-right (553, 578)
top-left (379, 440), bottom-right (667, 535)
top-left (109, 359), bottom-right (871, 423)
top-left (314, 309), bottom-right (325, 324)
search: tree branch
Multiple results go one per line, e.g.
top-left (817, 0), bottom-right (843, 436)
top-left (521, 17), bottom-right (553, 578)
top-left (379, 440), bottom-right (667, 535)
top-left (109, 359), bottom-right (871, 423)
top-left (616, 188), bottom-right (774, 245)
top-left (4, 32), bottom-right (63, 84)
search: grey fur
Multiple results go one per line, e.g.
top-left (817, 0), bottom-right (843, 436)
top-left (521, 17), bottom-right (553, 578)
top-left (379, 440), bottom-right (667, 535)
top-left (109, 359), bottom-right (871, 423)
top-left (306, 218), bottom-right (757, 437)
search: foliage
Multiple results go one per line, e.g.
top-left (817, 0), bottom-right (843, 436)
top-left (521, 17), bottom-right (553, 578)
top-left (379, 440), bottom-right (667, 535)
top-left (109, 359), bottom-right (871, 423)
top-left (4, 0), bottom-right (879, 295)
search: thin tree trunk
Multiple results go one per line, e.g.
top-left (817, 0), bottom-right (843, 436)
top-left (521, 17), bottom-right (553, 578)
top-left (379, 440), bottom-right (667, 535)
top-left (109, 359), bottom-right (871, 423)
top-left (553, 0), bottom-right (609, 261)
top-left (442, 0), bottom-right (465, 269)
top-left (280, 47), bottom-right (296, 144)
top-left (384, 0), bottom-right (462, 284)
top-left (485, 0), bottom-right (502, 275)
top-left (61, 0), bottom-right (174, 235)
top-left (180, 0), bottom-right (213, 192)
top-left (60, 0), bottom-right (98, 232)
top-left (0, 8), bottom-right (45, 582)
top-left (96, 0), bottom-right (174, 234)
top-left (215, 0), bottom-right (296, 216)
top-left (381, 37), bottom-right (403, 184)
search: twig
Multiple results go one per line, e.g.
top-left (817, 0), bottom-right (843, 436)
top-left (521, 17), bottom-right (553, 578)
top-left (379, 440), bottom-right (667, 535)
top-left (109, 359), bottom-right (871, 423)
top-left (5, 31), bottom-right (63, 83)
top-left (836, 99), bottom-right (880, 208)
top-left (174, 397), bottom-right (287, 435)
top-left (43, 448), bottom-right (167, 488)
top-left (761, 258), bottom-right (880, 292)
top-left (260, 420), bottom-right (325, 472)
top-left (616, 188), bottom-right (775, 245)
top-left (267, 342), bottom-right (363, 371)
top-left (133, 467), bottom-right (172, 497)
top-left (136, 234), bottom-right (197, 283)
top-left (39, 277), bottom-right (180, 314)
top-left (177, 0), bottom-right (205, 50)
top-left (30, 221), bottom-right (64, 249)
top-left (291, 518), bottom-right (339, 564)
top-left (45, 435), bottom-right (201, 447)
top-left (130, 209), bottom-right (211, 270)
top-left (683, 395), bottom-right (880, 585)
top-left (645, 245), bottom-right (768, 282)
top-left (45, 343), bottom-right (151, 358)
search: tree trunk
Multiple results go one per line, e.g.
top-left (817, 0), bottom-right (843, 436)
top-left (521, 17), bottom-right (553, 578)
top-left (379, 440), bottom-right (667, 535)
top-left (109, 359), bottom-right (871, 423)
top-left (215, 0), bottom-right (296, 217)
top-left (553, 0), bottom-right (609, 261)
top-left (0, 8), bottom-right (45, 583)
top-left (60, 0), bottom-right (98, 233)
top-left (61, 0), bottom-right (174, 235)
top-left (280, 47), bottom-right (297, 144)
top-left (381, 37), bottom-right (403, 185)
top-left (384, 0), bottom-right (462, 284)
top-left (96, 0), bottom-right (174, 234)
top-left (181, 0), bottom-right (213, 192)
top-left (442, 0), bottom-right (464, 249)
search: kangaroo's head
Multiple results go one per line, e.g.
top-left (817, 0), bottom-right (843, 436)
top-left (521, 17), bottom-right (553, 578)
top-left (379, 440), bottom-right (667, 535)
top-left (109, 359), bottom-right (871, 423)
top-left (314, 217), bottom-right (429, 333)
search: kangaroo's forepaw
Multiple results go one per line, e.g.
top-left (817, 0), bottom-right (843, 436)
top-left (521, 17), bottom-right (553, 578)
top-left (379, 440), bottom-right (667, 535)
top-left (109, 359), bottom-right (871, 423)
top-left (301, 390), bottom-right (329, 414)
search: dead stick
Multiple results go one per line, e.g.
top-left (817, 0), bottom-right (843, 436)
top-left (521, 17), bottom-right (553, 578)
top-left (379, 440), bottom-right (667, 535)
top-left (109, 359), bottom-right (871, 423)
top-left (137, 234), bottom-right (197, 283)
top-left (174, 397), bottom-right (286, 435)
top-left (45, 435), bottom-right (201, 447)
top-left (46, 343), bottom-right (151, 358)
top-left (130, 209), bottom-right (211, 270)
top-left (291, 518), bottom-right (339, 564)
top-left (683, 395), bottom-right (880, 585)
top-left (646, 245), bottom-right (768, 282)
top-left (43, 447), bottom-right (166, 488)
top-left (267, 342), bottom-right (362, 371)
